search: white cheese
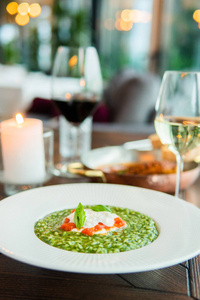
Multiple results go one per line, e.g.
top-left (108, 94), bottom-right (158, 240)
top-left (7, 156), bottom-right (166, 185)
top-left (65, 209), bottom-right (126, 235)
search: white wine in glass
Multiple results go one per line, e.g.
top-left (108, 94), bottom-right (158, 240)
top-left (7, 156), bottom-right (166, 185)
top-left (154, 71), bottom-right (200, 197)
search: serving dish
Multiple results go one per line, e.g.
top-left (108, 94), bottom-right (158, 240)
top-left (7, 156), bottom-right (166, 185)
top-left (68, 146), bottom-right (199, 193)
top-left (0, 183), bottom-right (200, 274)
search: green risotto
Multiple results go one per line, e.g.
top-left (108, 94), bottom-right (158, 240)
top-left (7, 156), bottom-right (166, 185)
top-left (34, 206), bottom-right (159, 254)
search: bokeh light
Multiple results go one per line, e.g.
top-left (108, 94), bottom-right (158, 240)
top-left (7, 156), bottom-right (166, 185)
top-left (120, 19), bottom-right (133, 31)
top-left (80, 78), bottom-right (85, 87)
top-left (17, 3), bottom-right (30, 16)
top-left (29, 3), bottom-right (41, 18)
top-left (121, 9), bottom-right (134, 22)
top-left (6, 2), bottom-right (18, 15)
top-left (131, 10), bottom-right (142, 23)
top-left (115, 18), bottom-right (122, 31)
top-left (181, 73), bottom-right (188, 78)
top-left (6, 1), bottom-right (42, 26)
top-left (69, 55), bottom-right (78, 68)
top-left (139, 11), bottom-right (152, 23)
top-left (193, 10), bottom-right (200, 23)
top-left (15, 13), bottom-right (30, 26)
top-left (65, 93), bottom-right (71, 100)
top-left (115, 9), bottom-right (151, 31)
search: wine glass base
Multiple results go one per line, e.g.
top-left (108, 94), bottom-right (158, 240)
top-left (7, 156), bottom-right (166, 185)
top-left (52, 162), bottom-right (81, 178)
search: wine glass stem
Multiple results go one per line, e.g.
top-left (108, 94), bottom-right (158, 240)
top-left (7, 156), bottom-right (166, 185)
top-left (175, 153), bottom-right (184, 198)
top-left (71, 126), bottom-right (79, 162)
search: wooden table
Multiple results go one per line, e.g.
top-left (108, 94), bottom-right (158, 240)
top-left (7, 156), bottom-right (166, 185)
top-left (0, 125), bottom-right (200, 300)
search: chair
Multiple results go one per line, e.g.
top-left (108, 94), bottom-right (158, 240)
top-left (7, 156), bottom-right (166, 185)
top-left (103, 69), bottom-right (161, 124)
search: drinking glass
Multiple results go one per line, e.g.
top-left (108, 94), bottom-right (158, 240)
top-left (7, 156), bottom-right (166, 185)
top-left (154, 71), bottom-right (200, 198)
top-left (52, 46), bottom-right (103, 177)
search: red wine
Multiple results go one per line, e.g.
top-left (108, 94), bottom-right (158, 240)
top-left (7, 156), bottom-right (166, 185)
top-left (52, 97), bottom-right (99, 123)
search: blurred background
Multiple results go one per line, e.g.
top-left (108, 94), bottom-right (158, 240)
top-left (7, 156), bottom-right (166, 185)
top-left (0, 0), bottom-right (200, 124)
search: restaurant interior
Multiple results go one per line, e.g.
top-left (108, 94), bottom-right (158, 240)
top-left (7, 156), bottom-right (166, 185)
top-left (1, 0), bottom-right (200, 299)
top-left (1, 0), bottom-right (200, 124)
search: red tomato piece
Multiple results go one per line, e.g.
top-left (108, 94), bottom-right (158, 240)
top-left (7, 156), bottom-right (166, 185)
top-left (114, 217), bottom-right (126, 228)
top-left (64, 217), bottom-right (70, 223)
top-left (81, 228), bottom-right (94, 236)
top-left (94, 223), bottom-right (105, 231)
top-left (60, 222), bottom-right (76, 231)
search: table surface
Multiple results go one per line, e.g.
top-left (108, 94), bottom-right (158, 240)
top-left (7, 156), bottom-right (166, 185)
top-left (0, 124), bottom-right (200, 300)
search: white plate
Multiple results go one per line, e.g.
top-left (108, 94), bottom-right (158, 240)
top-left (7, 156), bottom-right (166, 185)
top-left (0, 183), bottom-right (200, 274)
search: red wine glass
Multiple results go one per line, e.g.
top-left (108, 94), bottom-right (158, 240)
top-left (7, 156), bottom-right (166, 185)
top-left (52, 46), bottom-right (103, 177)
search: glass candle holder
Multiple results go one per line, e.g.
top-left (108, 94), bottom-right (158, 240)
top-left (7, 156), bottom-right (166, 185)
top-left (0, 127), bottom-right (54, 196)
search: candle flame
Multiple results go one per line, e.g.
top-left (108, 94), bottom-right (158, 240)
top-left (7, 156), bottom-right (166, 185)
top-left (15, 113), bottom-right (24, 125)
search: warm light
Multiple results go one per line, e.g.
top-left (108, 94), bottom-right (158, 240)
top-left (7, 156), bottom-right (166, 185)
top-left (131, 9), bottom-right (142, 23)
top-left (6, 2), bottom-right (18, 15)
top-left (121, 9), bottom-right (134, 22)
top-left (80, 78), bottom-right (85, 87)
top-left (15, 113), bottom-right (24, 125)
top-left (176, 134), bottom-right (182, 139)
top-left (193, 10), bottom-right (200, 23)
top-left (15, 13), bottom-right (30, 26)
top-left (65, 93), bottom-right (71, 100)
top-left (120, 19), bottom-right (133, 31)
top-left (181, 72), bottom-right (188, 78)
top-left (116, 9), bottom-right (151, 29)
top-left (17, 2), bottom-right (30, 16)
top-left (69, 55), bottom-right (78, 68)
top-left (183, 120), bottom-right (197, 125)
top-left (115, 18), bottom-right (122, 31)
top-left (139, 11), bottom-right (152, 23)
top-left (29, 3), bottom-right (41, 18)
top-left (6, 1), bottom-right (41, 26)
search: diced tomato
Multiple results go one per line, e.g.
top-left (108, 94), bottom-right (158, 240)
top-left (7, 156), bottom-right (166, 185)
top-left (114, 217), bottom-right (126, 228)
top-left (94, 223), bottom-right (105, 231)
top-left (60, 215), bottom-right (126, 236)
top-left (71, 209), bottom-right (75, 213)
top-left (60, 222), bottom-right (76, 231)
top-left (64, 217), bottom-right (70, 223)
top-left (81, 228), bottom-right (94, 236)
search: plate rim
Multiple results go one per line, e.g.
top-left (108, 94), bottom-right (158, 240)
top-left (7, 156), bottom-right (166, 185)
top-left (0, 183), bottom-right (200, 274)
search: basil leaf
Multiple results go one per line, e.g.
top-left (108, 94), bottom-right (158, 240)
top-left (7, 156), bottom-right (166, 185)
top-left (92, 205), bottom-right (112, 213)
top-left (74, 203), bottom-right (86, 229)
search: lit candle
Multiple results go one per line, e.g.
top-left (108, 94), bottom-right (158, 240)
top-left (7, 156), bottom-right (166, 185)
top-left (1, 114), bottom-right (45, 184)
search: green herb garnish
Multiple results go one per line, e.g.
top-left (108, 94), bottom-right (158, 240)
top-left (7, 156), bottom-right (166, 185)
top-left (74, 203), bottom-right (86, 229)
top-left (92, 205), bottom-right (112, 213)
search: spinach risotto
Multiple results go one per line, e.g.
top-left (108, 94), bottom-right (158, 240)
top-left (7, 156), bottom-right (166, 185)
top-left (34, 205), bottom-right (159, 254)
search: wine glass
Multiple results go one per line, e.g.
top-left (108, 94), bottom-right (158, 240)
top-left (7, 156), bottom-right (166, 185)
top-left (154, 71), bottom-right (200, 198)
top-left (51, 46), bottom-right (103, 177)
